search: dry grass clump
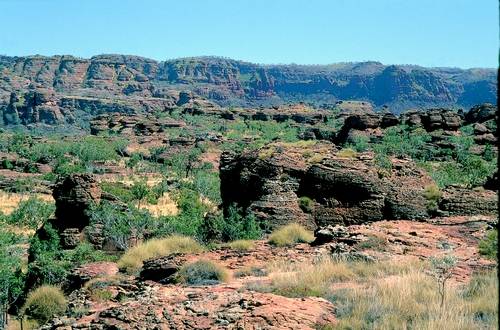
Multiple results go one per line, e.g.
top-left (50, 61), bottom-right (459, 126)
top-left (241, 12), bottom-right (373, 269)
top-left (139, 193), bottom-right (178, 217)
top-left (175, 260), bottom-right (230, 285)
top-left (226, 239), bottom-right (255, 251)
top-left (337, 148), bottom-right (358, 158)
top-left (6, 318), bottom-right (39, 330)
top-left (22, 285), bottom-right (67, 324)
top-left (117, 236), bottom-right (203, 273)
top-left (252, 257), bottom-right (422, 298)
top-left (268, 223), bottom-right (314, 247)
top-left (255, 256), bottom-right (497, 329)
top-left (264, 257), bottom-right (355, 297)
top-left (331, 270), bottom-right (498, 329)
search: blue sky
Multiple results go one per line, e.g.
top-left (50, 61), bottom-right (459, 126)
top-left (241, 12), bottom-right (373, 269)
top-left (0, 0), bottom-right (497, 68)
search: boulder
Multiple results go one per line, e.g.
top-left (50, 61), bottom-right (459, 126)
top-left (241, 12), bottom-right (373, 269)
top-left (52, 173), bottom-right (102, 231)
top-left (140, 254), bottom-right (187, 283)
top-left (465, 103), bottom-right (497, 124)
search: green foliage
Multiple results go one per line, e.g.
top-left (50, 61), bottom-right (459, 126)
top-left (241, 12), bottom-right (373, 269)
top-left (131, 180), bottom-right (150, 207)
top-left (429, 254), bottom-right (457, 308)
top-left (22, 285), bottom-right (67, 324)
top-left (298, 196), bottom-right (314, 213)
top-left (374, 126), bottom-right (433, 160)
top-left (478, 230), bottom-right (497, 260)
top-left (423, 184), bottom-right (442, 213)
top-left (100, 181), bottom-right (135, 203)
top-left (88, 201), bottom-right (156, 250)
top-left (175, 260), bottom-right (229, 285)
top-left (374, 153), bottom-right (392, 171)
top-left (0, 229), bottom-right (25, 315)
top-left (348, 135), bottom-right (369, 152)
top-left (6, 197), bottom-right (55, 230)
top-left (222, 205), bottom-right (262, 242)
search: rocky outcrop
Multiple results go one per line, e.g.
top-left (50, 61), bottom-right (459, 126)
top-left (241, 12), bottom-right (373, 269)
top-left (90, 113), bottom-right (186, 136)
top-left (139, 254), bottom-right (187, 283)
top-left (464, 103), bottom-right (497, 124)
top-left (67, 262), bottom-right (119, 290)
top-left (1, 55), bottom-right (496, 122)
top-left (439, 188), bottom-right (498, 216)
top-left (52, 174), bottom-right (101, 233)
top-left (220, 142), bottom-right (435, 230)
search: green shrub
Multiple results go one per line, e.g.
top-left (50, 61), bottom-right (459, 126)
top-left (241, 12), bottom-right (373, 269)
top-left (88, 201), bottom-right (156, 250)
top-left (298, 196), bottom-right (314, 213)
top-left (268, 223), bottom-right (314, 247)
top-left (479, 230), bottom-right (497, 260)
top-left (175, 260), bottom-right (229, 285)
top-left (22, 285), bottom-right (67, 324)
top-left (349, 135), bottom-right (369, 152)
top-left (221, 205), bottom-right (262, 242)
top-left (423, 184), bottom-right (442, 212)
top-left (0, 229), bottom-right (24, 316)
top-left (100, 182), bottom-right (135, 203)
top-left (6, 197), bottom-right (55, 230)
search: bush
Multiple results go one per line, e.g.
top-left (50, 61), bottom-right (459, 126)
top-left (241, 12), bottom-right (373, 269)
top-left (6, 197), bottom-right (55, 230)
top-left (226, 239), bottom-right (255, 251)
top-left (22, 285), bottom-right (67, 324)
top-left (117, 236), bottom-right (203, 273)
top-left (175, 260), bottom-right (229, 285)
top-left (88, 201), bottom-right (156, 250)
top-left (423, 184), bottom-right (442, 213)
top-left (478, 230), bottom-right (497, 260)
top-left (268, 223), bottom-right (314, 247)
top-left (298, 196), bottom-right (314, 213)
top-left (337, 148), bottom-right (357, 158)
top-left (221, 205), bottom-right (262, 242)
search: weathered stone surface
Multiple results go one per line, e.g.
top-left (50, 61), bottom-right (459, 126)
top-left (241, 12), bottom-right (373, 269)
top-left (68, 262), bottom-right (119, 289)
top-left (465, 103), bottom-right (497, 124)
top-left (52, 173), bottom-right (101, 231)
top-left (140, 254), bottom-right (187, 283)
top-left (439, 188), bottom-right (497, 216)
top-left (220, 142), bottom-right (434, 229)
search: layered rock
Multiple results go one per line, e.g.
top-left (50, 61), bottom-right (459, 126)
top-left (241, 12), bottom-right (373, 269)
top-left (0, 55), bottom-right (496, 121)
top-left (220, 142), bottom-right (435, 230)
top-left (90, 113), bottom-right (186, 136)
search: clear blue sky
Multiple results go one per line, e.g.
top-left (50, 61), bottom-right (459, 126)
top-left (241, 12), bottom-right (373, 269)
top-left (0, 0), bottom-right (497, 68)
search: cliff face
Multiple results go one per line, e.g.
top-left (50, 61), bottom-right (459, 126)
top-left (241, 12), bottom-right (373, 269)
top-left (0, 54), bottom-right (496, 126)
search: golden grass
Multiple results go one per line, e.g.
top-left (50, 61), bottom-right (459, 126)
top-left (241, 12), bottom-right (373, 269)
top-left (268, 223), bottom-right (314, 247)
top-left (336, 148), bottom-right (358, 158)
top-left (176, 259), bottom-right (230, 285)
top-left (117, 236), bottom-right (204, 273)
top-left (139, 193), bottom-right (178, 217)
top-left (6, 319), bottom-right (39, 330)
top-left (0, 191), bottom-right (53, 215)
top-left (332, 270), bottom-right (498, 330)
top-left (261, 257), bottom-right (420, 298)
top-left (226, 239), bottom-right (255, 251)
top-left (254, 256), bottom-right (497, 329)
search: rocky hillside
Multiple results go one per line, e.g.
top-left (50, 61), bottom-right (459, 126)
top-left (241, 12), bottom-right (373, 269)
top-left (0, 55), bottom-right (496, 126)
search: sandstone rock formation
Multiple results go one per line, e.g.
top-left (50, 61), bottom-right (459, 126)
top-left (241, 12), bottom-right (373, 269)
top-left (0, 55), bottom-right (496, 126)
top-left (220, 142), bottom-right (436, 230)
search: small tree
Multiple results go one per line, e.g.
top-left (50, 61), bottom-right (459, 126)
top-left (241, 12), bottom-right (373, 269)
top-left (0, 230), bottom-right (24, 329)
top-left (131, 180), bottom-right (149, 208)
top-left (429, 255), bottom-right (457, 309)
